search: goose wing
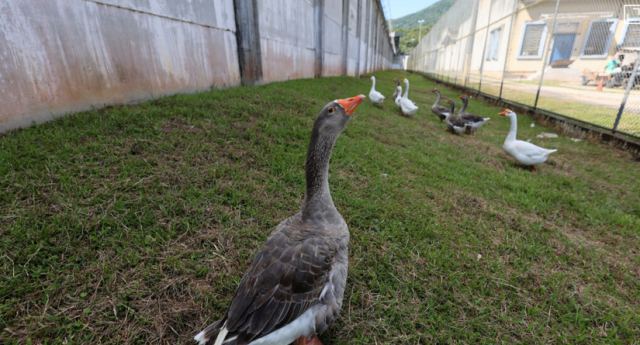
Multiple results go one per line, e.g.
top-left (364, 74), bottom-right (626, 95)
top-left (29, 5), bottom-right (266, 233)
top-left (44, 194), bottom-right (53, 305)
top-left (369, 90), bottom-right (385, 102)
top-left (433, 105), bottom-right (449, 113)
top-left (374, 90), bottom-right (385, 99)
top-left (511, 140), bottom-right (556, 159)
top-left (446, 116), bottom-right (467, 128)
top-left (460, 113), bottom-right (486, 123)
top-left (400, 97), bottom-right (418, 111)
top-left (221, 221), bottom-right (340, 344)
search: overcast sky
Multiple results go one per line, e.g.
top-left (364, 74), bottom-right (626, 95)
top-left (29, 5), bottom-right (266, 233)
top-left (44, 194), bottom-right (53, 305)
top-left (384, 0), bottom-right (440, 20)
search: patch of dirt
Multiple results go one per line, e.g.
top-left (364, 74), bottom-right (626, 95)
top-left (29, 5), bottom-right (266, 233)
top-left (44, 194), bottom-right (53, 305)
top-left (231, 115), bottom-right (259, 130)
top-left (161, 117), bottom-right (201, 133)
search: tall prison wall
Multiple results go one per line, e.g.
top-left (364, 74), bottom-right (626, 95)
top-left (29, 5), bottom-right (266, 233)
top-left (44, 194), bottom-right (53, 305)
top-left (0, 0), bottom-right (394, 132)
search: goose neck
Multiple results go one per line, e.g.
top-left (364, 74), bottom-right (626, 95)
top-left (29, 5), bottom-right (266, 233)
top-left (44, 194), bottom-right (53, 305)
top-left (303, 127), bottom-right (337, 220)
top-left (459, 98), bottom-right (468, 115)
top-left (433, 92), bottom-right (441, 108)
top-left (506, 114), bottom-right (518, 142)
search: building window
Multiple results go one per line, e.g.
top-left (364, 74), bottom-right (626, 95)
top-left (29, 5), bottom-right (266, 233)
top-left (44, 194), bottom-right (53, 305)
top-left (519, 22), bottom-right (547, 59)
top-left (622, 20), bottom-right (640, 48)
top-left (486, 27), bottom-right (502, 61)
top-left (582, 19), bottom-right (617, 58)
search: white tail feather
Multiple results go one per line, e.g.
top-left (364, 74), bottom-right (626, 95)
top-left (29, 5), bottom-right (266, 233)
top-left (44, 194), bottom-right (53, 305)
top-left (213, 327), bottom-right (229, 345)
top-left (194, 330), bottom-right (207, 345)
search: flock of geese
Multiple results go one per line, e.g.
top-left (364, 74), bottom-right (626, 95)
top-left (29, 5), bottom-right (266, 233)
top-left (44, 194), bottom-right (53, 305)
top-left (194, 76), bottom-right (558, 345)
top-left (370, 75), bottom-right (557, 169)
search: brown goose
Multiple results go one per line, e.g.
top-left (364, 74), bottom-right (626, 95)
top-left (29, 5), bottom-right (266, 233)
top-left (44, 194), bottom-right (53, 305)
top-left (194, 95), bottom-right (365, 345)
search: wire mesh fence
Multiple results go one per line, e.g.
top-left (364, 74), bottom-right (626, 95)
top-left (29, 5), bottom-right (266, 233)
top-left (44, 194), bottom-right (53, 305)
top-left (408, 0), bottom-right (640, 139)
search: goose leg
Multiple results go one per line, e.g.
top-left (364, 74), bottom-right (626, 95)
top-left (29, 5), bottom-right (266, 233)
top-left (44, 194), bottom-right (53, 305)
top-left (294, 336), bottom-right (324, 345)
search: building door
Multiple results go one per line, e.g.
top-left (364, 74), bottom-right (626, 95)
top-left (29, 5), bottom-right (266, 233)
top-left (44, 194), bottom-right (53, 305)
top-left (550, 33), bottom-right (576, 64)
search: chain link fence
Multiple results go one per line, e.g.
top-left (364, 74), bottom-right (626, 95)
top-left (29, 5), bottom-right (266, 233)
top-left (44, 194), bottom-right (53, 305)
top-left (408, 0), bottom-right (640, 139)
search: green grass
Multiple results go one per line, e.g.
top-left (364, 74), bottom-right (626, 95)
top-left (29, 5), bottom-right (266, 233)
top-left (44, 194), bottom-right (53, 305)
top-left (1, 71), bottom-right (639, 344)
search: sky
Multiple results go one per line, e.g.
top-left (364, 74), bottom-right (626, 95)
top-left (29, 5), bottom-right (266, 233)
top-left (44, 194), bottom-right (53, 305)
top-left (383, 0), bottom-right (440, 20)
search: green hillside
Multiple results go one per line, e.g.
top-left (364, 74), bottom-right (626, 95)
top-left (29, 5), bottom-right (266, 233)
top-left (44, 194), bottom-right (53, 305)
top-left (391, 0), bottom-right (454, 30)
top-left (391, 0), bottom-right (454, 52)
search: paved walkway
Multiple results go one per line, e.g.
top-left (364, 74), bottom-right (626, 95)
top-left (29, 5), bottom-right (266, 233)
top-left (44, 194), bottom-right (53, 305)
top-left (489, 80), bottom-right (639, 110)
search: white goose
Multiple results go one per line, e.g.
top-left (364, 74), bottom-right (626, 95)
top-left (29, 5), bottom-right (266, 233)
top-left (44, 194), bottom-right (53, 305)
top-left (368, 76), bottom-right (385, 105)
top-left (500, 108), bottom-right (557, 170)
top-left (399, 78), bottom-right (418, 116)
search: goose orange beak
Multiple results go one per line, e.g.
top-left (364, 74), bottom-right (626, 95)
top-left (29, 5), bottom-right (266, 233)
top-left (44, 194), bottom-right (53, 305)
top-left (336, 95), bottom-right (366, 116)
top-left (499, 108), bottom-right (512, 116)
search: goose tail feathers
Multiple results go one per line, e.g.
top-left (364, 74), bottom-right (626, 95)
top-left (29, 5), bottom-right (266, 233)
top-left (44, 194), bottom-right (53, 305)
top-left (194, 321), bottom-right (231, 345)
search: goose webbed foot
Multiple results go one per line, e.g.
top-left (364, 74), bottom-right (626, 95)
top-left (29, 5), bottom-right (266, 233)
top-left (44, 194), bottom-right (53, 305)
top-left (295, 336), bottom-right (324, 345)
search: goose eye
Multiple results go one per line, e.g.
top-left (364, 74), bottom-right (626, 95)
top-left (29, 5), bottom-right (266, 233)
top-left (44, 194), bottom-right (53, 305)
top-left (328, 107), bottom-right (335, 114)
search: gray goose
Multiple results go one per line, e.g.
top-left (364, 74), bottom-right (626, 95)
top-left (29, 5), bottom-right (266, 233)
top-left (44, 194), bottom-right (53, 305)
top-left (194, 95), bottom-right (366, 345)
top-left (391, 79), bottom-right (401, 100)
top-left (458, 95), bottom-right (490, 134)
top-left (431, 89), bottom-right (451, 121)
top-left (445, 101), bottom-right (469, 135)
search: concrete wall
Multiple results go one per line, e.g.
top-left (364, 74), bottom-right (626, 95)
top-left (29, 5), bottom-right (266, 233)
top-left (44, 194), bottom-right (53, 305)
top-left (257, 0), bottom-right (393, 81)
top-left (0, 0), bottom-right (394, 132)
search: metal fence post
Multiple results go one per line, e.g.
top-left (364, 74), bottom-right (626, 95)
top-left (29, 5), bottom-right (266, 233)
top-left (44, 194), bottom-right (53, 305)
top-left (477, 0), bottom-right (496, 93)
top-left (463, 0), bottom-right (481, 88)
top-left (613, 55), bottom-right (640, 132)
top-left (533, 0), bottom-right (561, 109)
top-left (454, 44), bottom-right (462, 85)
top-left (498, 0), bottom-right (519, 101)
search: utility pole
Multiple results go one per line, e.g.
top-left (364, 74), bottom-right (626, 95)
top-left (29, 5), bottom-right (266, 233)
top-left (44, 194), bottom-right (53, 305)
top-left (418, 19), bottom-right (424, 42)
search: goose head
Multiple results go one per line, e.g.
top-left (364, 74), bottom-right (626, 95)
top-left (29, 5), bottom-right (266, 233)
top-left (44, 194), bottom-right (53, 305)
top-left (404, 78), bottom-right (409, 86)
top-left (459, 94), bottom-right (470, 101)
top-left (431, 88), bottom-right (440, 94)
top-left (499, 108), bottom-right (516, 117)
top-left (370, 76), bottom-right (376, 82)
top-left (315, 95), bottom-right (365, 134)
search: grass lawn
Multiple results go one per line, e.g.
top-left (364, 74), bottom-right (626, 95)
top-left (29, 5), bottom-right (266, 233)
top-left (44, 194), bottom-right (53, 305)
top-left (1, 71), bottom-right (639, 344)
